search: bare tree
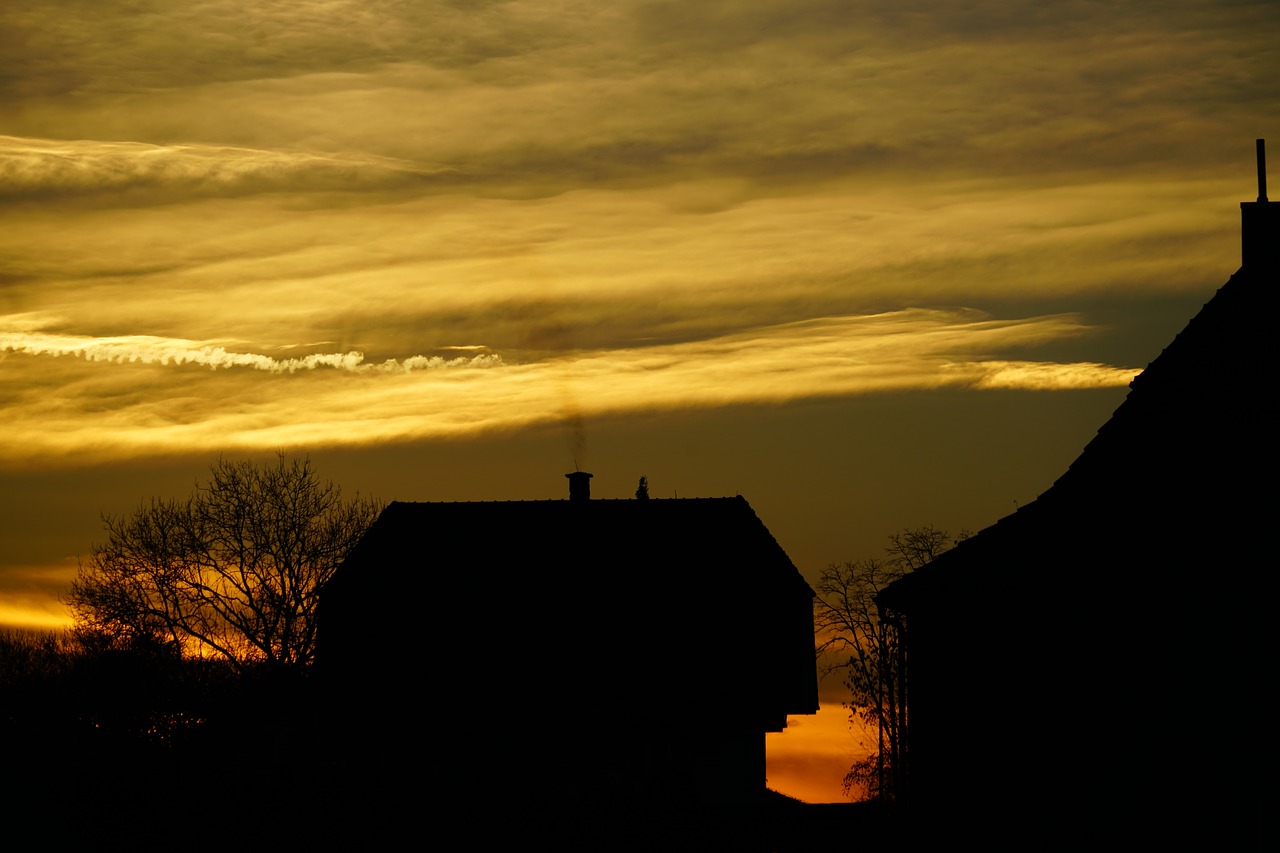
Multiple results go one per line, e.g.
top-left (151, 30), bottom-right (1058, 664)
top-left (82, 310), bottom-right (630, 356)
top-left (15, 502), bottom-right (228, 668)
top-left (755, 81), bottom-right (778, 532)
top-left (814, 526), bottom-right (962, 801)
top-left (67, 455), bottom-right (381, 670)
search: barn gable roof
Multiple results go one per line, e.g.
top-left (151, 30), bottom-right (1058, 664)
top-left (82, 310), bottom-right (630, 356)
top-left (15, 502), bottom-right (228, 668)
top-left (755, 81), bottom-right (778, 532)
top-left (320, 493), bottom-right (819, 728)
top-left (881, 259), bottom-right (1277, 607)
top-left (881, 142), bottom-right (1278, 612)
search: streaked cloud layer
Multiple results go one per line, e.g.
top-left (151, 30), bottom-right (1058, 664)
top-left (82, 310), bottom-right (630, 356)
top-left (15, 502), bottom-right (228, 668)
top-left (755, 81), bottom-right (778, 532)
top-left (0, 136), bottom-right (446, 201)
top-left (2, 321), bottom-right (499, 374)
top-left (1, 0), bottom-right (1276, 800)
top-left (2, 309), bottom-right (1136, 460)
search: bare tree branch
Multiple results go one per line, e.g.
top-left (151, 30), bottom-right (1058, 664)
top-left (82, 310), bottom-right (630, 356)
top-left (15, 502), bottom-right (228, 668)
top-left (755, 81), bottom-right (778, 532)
top-left (814, 527), bottom-right (964, 802)
top-left (66, 454), bottom-right (381, 671)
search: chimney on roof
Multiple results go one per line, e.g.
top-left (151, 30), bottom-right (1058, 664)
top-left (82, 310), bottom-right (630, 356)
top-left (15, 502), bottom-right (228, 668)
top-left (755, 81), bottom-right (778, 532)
top-left (566, 471), bottom-right (593, 501)
top-left (1241, 138), bottom-right (1278, 270)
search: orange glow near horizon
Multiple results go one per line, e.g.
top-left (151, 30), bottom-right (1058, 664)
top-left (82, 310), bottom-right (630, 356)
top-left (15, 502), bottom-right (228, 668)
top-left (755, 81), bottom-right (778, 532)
top-left (767, 704), bottom-right (873, 803)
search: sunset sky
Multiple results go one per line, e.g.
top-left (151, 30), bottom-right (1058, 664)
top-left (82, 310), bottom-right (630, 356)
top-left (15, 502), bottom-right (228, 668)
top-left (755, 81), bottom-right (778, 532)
top-left (2, 0), bottom-right (1277, 802)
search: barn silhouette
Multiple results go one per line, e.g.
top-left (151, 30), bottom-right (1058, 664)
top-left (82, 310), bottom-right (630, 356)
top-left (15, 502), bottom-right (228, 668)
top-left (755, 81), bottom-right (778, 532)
top-left (318, 472), bottom-right (818, 828)
top-left (879, 141), bottom-right (1275, 846)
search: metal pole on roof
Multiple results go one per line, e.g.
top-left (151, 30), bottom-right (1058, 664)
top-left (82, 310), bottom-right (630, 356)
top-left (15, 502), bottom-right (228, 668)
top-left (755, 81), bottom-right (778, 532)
top-left (1257, 138), bottom-right (1268, 203)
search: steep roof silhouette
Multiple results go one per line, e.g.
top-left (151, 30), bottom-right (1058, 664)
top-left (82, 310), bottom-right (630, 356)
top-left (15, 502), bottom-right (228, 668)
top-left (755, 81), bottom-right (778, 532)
top-left (883, 263), bottom-right (1275, 604)
top-left (877, 144), bottom-right (1275, 846)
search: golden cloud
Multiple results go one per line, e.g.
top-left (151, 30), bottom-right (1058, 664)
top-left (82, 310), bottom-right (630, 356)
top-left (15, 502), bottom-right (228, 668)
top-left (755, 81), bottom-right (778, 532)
top-left (0, 135), bottom-right (452, 203)
top-left (1, 325), bottom-right (500, 374)
top-left (2, 308), bottom-right (1136, 464)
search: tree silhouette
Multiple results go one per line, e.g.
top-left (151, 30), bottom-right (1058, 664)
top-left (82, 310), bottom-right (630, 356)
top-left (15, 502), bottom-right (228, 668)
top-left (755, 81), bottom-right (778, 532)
top-left (67, 455), bottom-right (380, 670)
top-left (814, 526), bottom-right (962, 801)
